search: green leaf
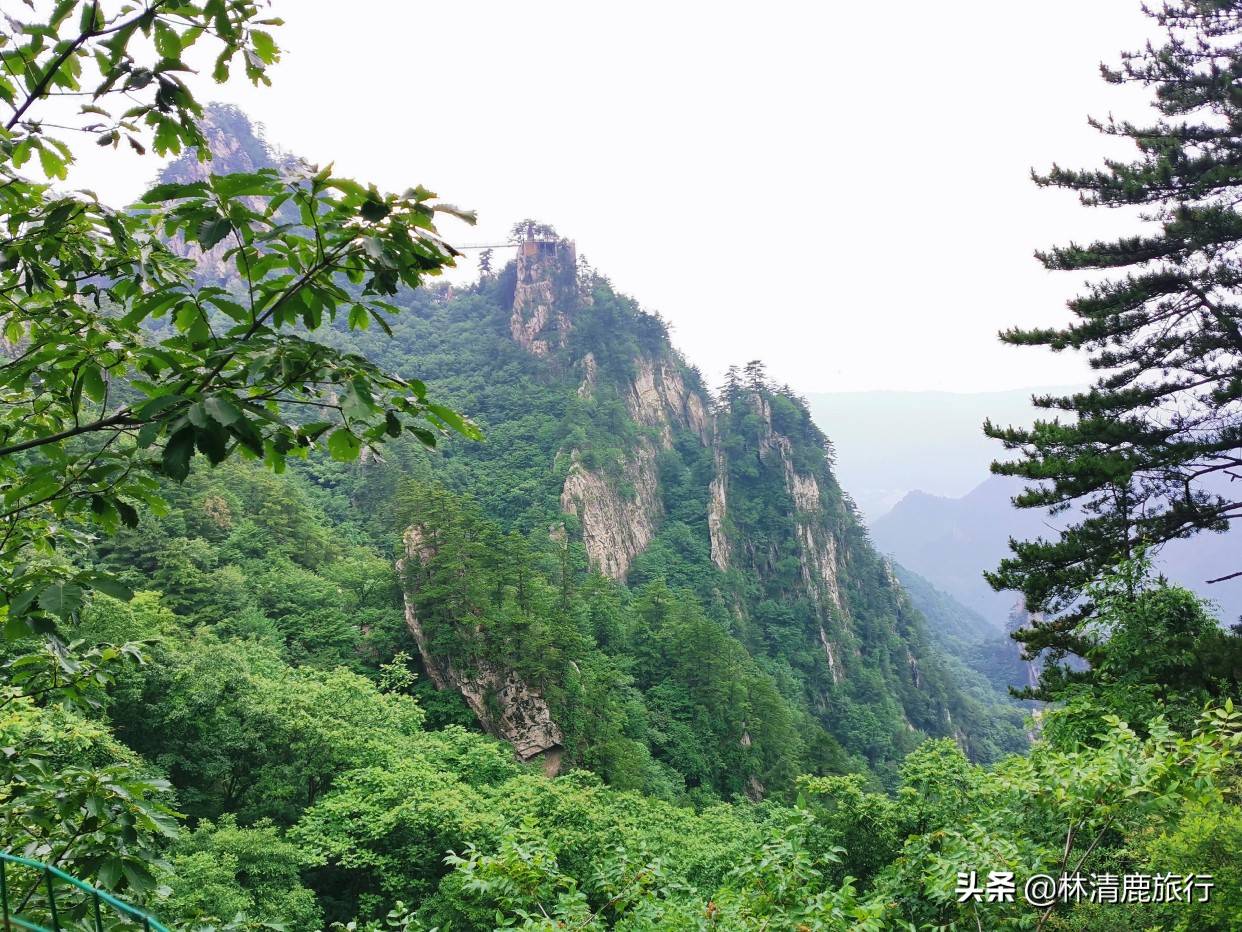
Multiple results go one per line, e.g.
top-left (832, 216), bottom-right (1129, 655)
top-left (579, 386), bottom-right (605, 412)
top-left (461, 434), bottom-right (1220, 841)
top-left (97, 857), bottom-right (123, 891)
top-left (204, 395), bottom-right (243, 426)
top-left (80, 1), bottom-right (104, 31)
top-left (197, 215), bottom-right (233, 250)
top-left (427, 402), bottom-right (481, 439)
top-left (250, 29), bottom-right (278, 64)
top-left (38, 582), bottom-right (84, 620)
top-left (81, 364), bottom-right (106, 403)
top-left (8, 587), bottom-right (38, 619)
top-left (153, 21), bottom-right (182, 59)
top-left (3, 317), bottom-right (23, 345)
top-left (161, 427), bottom-right (196, 481)
top-left (140, 180), bottom-right (211, 202)
top-left (342, 380), bottom-right (377, 422)
top-left (360, 199), bottom-right (390, 222)
top-left (116, 500), bottom-right (140, 528)
top-left (195, 421), bottom-right (229, 464)
top-left (326, 428), bottom-right (361, 462)
top-left (134, 394), bottom-right (186, 418)
top-left (187, 401), bottom-right (211, 428)
top-left (210, 171), bottom-right (275, 199)
top-left (38, 144), bottom-right (67, 181)
top-left (91, 576), bottom-right (135, 602)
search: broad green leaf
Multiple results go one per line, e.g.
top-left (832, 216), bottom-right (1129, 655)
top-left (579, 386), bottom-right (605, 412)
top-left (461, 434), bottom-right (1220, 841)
top-left (204, 395), bottom-right (243, 426)
top-left (197, 215), bottom-right (233, 250)
top-left (161, 427), bottom-right (196, 481)
top-left (38, 581), bottom-right (84, 620)
top-left (81, 364), bottom-right (106, 403)
top-left (327, 428), bottom-right (361, 462)
top-left (141, 180), bottom-right (211, 202)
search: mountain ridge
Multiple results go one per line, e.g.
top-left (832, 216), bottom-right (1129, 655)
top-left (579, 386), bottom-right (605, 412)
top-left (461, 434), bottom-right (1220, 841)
top-left (151, 105), bottom-right (1029, 792)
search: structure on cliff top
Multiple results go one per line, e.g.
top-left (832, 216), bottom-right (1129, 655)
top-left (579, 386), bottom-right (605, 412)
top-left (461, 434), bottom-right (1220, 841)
top-left (509, 226), bottom-right (577, 356)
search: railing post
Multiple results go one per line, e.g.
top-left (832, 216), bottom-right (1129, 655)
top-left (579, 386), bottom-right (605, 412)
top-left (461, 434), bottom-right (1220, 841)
top-left (92, 891), bottom-right (104, 932)
top-left (1, 858), bottom-right (10, 932)
top-left (43, 868), bottom-right (58, 930)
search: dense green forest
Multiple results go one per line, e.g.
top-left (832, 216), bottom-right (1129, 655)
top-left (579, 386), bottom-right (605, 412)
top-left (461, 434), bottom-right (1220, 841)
top-left (2, 2), bottom-right (1242, 931)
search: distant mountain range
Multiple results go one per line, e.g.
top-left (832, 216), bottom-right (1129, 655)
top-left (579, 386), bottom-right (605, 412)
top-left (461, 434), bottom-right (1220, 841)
top-left (806, 389), bottom-right (1242, 629)
top-left (871, 476), bottom-right (1062, 624)
top-left (872, 475), bottom-right (1242, 628)
top-left (804, 388), bottom-right (1079, 520)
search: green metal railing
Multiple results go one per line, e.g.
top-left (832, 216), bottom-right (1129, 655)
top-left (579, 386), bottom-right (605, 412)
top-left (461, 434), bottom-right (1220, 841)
top-left (0, 854), bottom-right (170, 932)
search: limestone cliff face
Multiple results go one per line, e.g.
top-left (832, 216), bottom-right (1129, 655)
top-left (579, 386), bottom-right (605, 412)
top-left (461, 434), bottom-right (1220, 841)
top-left (751, 392), bottom-right (847, 616)
top-left (510, 239), bottom-right (575, 356)
top-left (397, 526), bottom-right (564, 773)
top-left (507, 234), bottom-right (716, 581)
top-left (560, 445), bottom-right (662, 581)
top-left (562, 356), bottom-right (714, 579)
top-left (708, 447), bottom-right (731, 572)
top-left (626, 356), bottom-right (711, 445)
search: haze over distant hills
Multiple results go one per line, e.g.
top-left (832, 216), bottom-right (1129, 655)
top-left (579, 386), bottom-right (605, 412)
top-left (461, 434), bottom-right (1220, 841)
top-left (870, 475), bottom-right (1242, 629)
top-left (804, 388), bottom-right (1080, 520)
top-left (807, 389), bottom-right (1242, 629)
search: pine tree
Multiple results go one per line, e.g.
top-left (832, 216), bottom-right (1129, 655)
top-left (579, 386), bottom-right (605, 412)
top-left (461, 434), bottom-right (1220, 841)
top-left (987, 2), bottom-right (1242, 640)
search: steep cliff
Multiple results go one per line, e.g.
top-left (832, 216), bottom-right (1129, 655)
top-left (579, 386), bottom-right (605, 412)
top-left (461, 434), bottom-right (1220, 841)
top-left (368, 234), bottom-right (1027, 776)
top-left (560, 355), bottom-right (711, 581)
top-left (509, 238), bottom-right (575, 356)
top-left (531, 228), bottom-right (710, 583)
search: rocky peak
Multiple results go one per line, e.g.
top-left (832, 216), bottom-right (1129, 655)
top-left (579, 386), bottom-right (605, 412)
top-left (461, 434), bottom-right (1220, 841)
top-left (159, 102), bottom-right (294, 183)
top-left (510, 236), bottom-right (576, 355)
top-left (157, 103), bottom-right (297, 281)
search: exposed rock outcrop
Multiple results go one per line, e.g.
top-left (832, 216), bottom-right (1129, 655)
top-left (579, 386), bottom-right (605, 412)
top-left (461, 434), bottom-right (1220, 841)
top-left (561, 355), bottom-right (712, 580)
top-left (818, 624), bottom-right (842, 684)
top-left (708, 448), bottom-right (731, 572)
top-left (510, 238), bottom-right (575, 356)
top-left (397, 526), bottom-right (565, 771)
top-left (749, 391), bottom-right (847, 615)
top-left (626, 357), bottom-right (711, 446)
top-left (1006, 598), bottom-right (1045, 694)
top-left (506, 232), bottom-right (713, 582)
top-left (560, 444), bottom-right (662, 580)
top-left (576, 352), bottom-right (597, 399)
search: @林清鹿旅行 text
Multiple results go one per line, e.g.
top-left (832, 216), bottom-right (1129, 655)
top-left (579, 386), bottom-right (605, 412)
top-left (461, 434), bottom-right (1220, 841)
top-left (954, 870), bottom-right (1214, 906)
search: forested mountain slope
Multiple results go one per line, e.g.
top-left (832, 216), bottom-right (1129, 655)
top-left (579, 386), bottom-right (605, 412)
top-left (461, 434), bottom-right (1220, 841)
top-left (128, 106), bottom-right (1026, 796)
top-left (8, 4), bottom-right (1242, 928)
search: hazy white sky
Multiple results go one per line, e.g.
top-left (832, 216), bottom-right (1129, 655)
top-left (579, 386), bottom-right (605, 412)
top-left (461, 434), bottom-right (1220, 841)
top-left (65, 0), bottom-right (1158, 393)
